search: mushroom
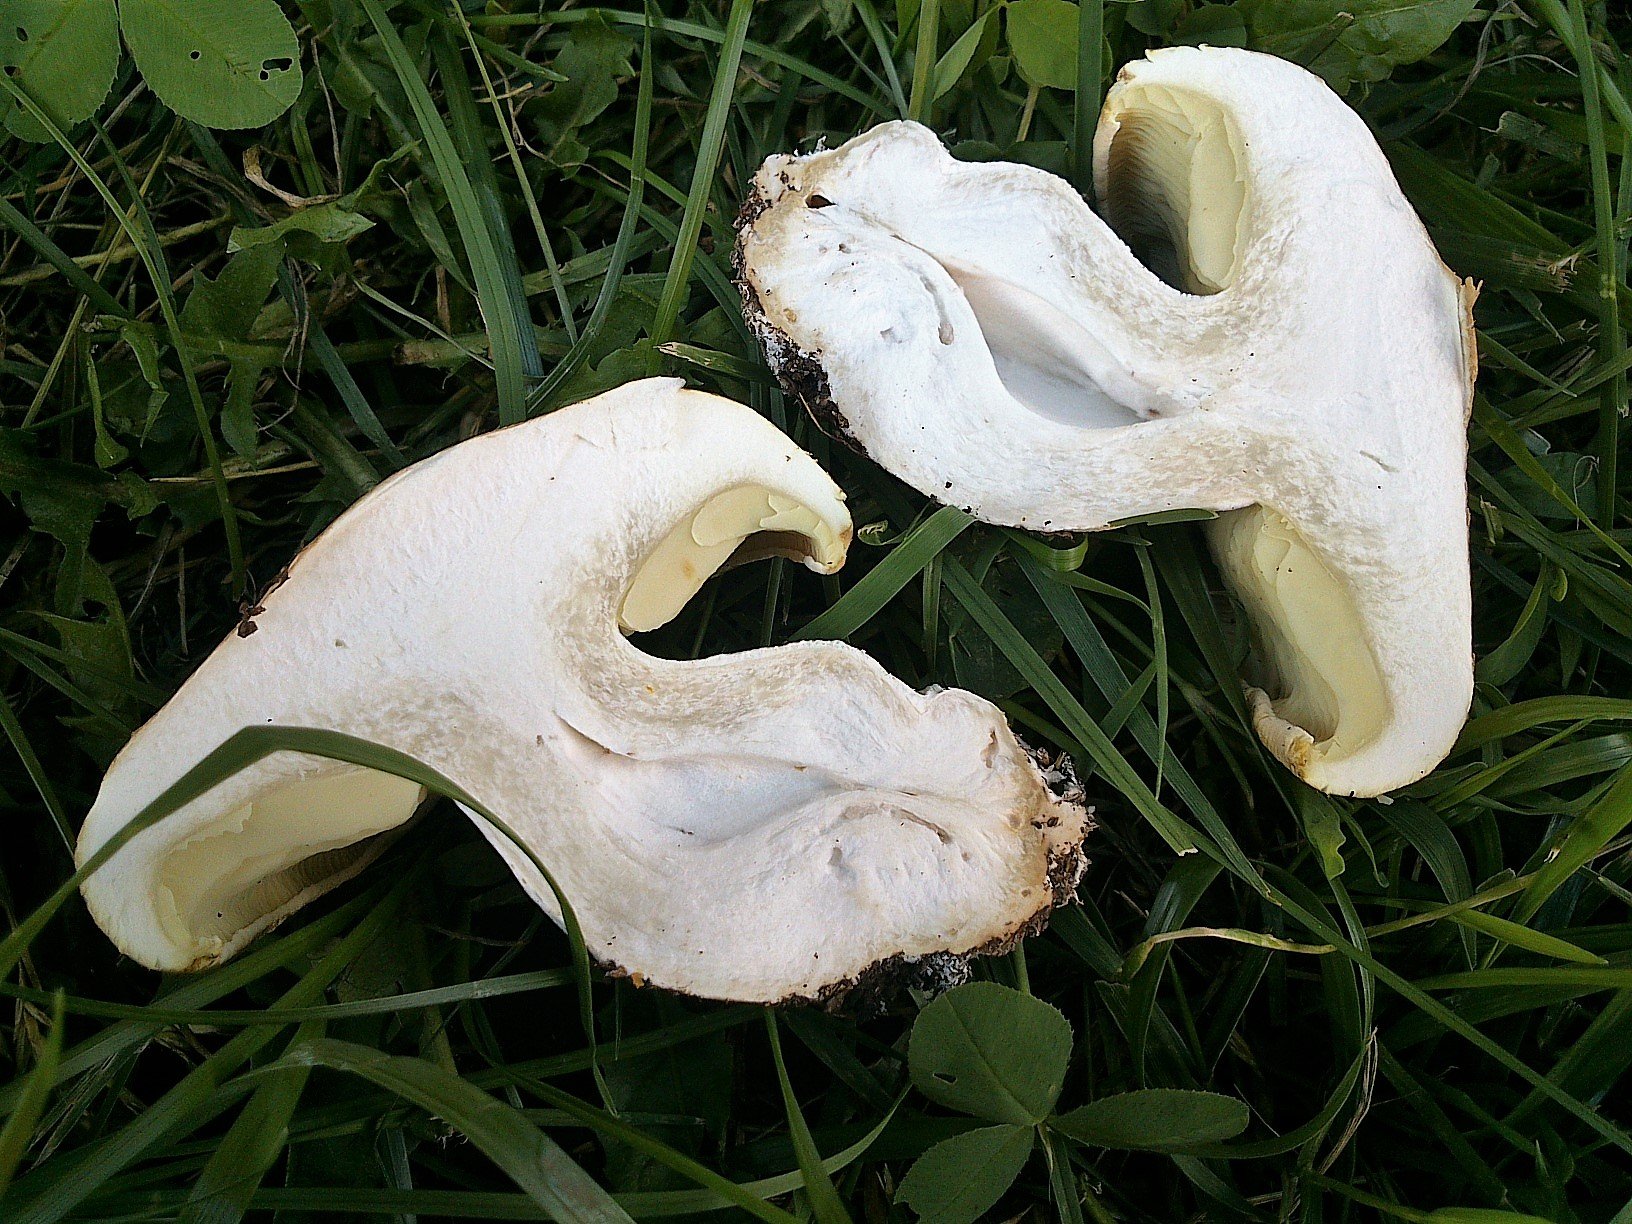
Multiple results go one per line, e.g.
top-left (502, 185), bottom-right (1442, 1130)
top-left (735, 46), bottom-right (1477, 798)
top-left (75, 379), bottom-right (1089, 1004)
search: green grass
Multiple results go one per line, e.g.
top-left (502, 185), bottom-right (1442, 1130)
top-left (2, 1), bottom-right (1631, 1220)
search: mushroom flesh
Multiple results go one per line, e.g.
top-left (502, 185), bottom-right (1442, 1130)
top-left (75, 379), bottom-right (1089, 1004)
top-left (735, 47), bottom-right (1477, 798)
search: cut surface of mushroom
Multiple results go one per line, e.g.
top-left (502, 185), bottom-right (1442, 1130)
top-left (735, 46), bottom-right (1476, 797)
top-left (76, 379), bottom-right (1088, 1002)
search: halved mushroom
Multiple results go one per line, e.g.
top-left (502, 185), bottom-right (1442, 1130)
top-left (735, 47), bottom-right (1476, 798)
top-left (75, 379), bottom-right (1088, 1004)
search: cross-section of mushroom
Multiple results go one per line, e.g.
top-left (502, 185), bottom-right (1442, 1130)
top-left (75, 379), bottom-right (1088, 1003)
top-left (736, 47), bottom-right (1477, 798)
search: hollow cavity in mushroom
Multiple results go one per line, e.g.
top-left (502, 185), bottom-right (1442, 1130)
top-left (1102, 83), bottom-right (1248, 295)
top-left (621, 484), bottom-right (847, 633)
top-left (1209, 507), bottom-right (1390, 771)
top-left (749, 84), bottom-right (1255, 435)
top-left (937, 259), bottom-right (1152, 429)
top-left (154, 771), bottom-right (425, 963)
top-left (937, 79), bottom-right (1247, 427)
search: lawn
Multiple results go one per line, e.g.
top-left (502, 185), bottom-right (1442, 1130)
top-left (1, 1), bottom-right (1631, 1221)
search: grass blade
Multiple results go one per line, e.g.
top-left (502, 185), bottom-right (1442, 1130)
top-left (795, 506), bottom-right (974, 642)
top-left (180, 1020), bottom-right (322, 1224)
top-left (1513, 761), bottom-right (1632, 922)
top-left (765, 1013), bottom-right (853, 1224)
top-left (357, 0), bottom-right (535, 425)
top-left (284, 1037), bottom-right (633, 1222)
top-left (0, 992), bottom-right (64, 1196)
top-left (648, 0), bottom-right (754, 352)
top-left (940, 554), bottom-right (1205, 860)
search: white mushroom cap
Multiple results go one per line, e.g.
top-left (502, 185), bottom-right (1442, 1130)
top-left (75, 379), bottom-right (1088, 1003)
top-left (735, 47), bottom-right (1477, 798)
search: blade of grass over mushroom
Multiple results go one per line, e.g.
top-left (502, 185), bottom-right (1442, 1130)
top-left (648, 0), bottom-right (754, 355)
top-left (280, 1038), bottom-right (635, 1224)
top-left (0, 728), bottom-right (601, 1054)
top-left (356, 0), bottom-right (533, 425)
top-left (795, 506), bottom-right (974, 641)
